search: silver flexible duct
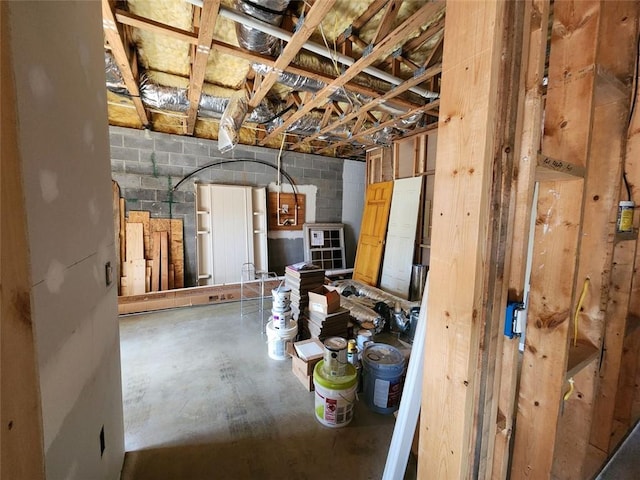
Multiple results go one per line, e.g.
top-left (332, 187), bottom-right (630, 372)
top-left (139, 74), bottom-right (190, 112)
top-left (235, 0), bottom-right (291, 56)
top-left (252, 63), bottom-right (366, 105)
top-left (105, 52), bottom-right (128, 95)
top-left (219, 90), bottom-right (248, 152)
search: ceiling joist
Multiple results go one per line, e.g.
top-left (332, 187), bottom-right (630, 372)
top-left (113, 8), bottom-right (424, 111)
top-left (248, 0), bottom-right (337, 109)
top-left (260, 0), bottom-right (445, 146)
top-left (291, 63), bottom-right (442, 149)
top-left (185, 0), bottom-right (221, 135)
top-left (102, 0), bottom-right (149, 127)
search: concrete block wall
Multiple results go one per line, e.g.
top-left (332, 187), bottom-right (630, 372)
top-left (110, 126), bottom-right (348, 284)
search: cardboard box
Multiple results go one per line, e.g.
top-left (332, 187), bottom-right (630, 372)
top-left (291, 360), bottom-right (314, 391)
top-left (288, 339), bottom-right (324, 390)
top-left (308, 286), bottom-right (341, 315)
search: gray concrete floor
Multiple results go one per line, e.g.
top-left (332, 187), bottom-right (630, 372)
top-left (119, 300), bottom-right (417, 480)
top-left (596, 420), bottom-right (640, 479)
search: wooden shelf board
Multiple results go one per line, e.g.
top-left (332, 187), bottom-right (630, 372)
top-left (535, 153), bottom-right (585, 182)
top-left (565, 341), bottom-right (599, 380)
top-left (615, 230), bottom-right (638, 243)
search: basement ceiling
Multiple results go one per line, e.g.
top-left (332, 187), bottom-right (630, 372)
top-left (103, 0), bottom-right (444, 160)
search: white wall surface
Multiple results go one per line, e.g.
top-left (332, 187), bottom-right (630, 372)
top-left (8, 2), bottom-right (124, 479)
top-left (342, 160), bottom-right (367, 267)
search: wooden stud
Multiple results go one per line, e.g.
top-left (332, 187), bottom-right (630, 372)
top-left (419, 1), bottom-right (513, 477)
top-left (493, 3), bottom-right (550, 477)
top-left (160, 231), bottom-right (169, 291)
top-left (151, 231), bottom-right (160, 292)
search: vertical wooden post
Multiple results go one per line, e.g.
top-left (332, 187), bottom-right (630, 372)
top-left (419, 1), bottom-right (515, 477)
top-left (492, 2), bottom-right (550, 479)
top-left (0, 2), bottom-right (46, 477)
top-left (511, 1), bottom-right (638, 477)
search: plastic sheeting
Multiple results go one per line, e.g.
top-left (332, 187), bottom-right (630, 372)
top-left (235, 0), bottom-right (291, 56)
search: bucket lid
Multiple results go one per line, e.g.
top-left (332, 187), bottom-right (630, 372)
top-left (313, 360), bottom-right (357, 389)
top-left (324, 337), bottom-right (347, 352)
top-left (362, 343), bottom-right (405, 371)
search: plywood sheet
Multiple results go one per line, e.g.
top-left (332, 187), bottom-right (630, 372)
top-left (129, 210), bottom-right (151, 257)
top-left (125, 222), bottom-right (144, 260)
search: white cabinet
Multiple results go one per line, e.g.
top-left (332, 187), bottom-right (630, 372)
top-left (196, 184), bottom-right (268, 285)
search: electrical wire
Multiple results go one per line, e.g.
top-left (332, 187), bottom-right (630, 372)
top-left (622, 28), bottom-right (640, 202)
top-left (172, 158), bottom-right (299, 206)
top-left (563, 377), bottom-right (575, 401)
top-left (573, 277), bottom-right (590, 347)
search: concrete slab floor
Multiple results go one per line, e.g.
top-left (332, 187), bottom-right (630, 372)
top-left (119, 301), bottom-right (418, 480)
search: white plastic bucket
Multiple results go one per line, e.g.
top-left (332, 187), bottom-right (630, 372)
top-left (266, 320), bottom-right (297, 361)
top-left (271, 286), bottom-right (291, 310)
top-left (313, 360), bottom-right (358, 428)
top-left (271, 308), bottom-right (293, 329)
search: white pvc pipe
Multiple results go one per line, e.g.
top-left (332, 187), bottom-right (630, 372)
top-left (185, 0), bottom-right (438, 99)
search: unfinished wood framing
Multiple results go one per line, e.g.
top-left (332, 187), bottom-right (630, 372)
top-left (101, 0), bottom-right (148, 127)
top-left (185, 0), bottom-right (221, 135)
top-left (260, 1), bottom-right (445, 145)
top-left (247, 0), bottom-right (336, 109)
top-left (511, 1), bottom-right (639, 478)
top-left (419, 1), bottom-right (512, 477)
top-left (366, 146), bottom-right (393, 185)
top-left (492, 2), bottom-right (550, 477)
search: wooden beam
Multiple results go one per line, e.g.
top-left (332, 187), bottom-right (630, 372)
top-left (102, 0), bottom-right (149, 127)
top-left (371, 0), bottom-right (402, 45)
top-left (185, 0), bottom-right (221, 135)
top-left (474, 0), bottom-right (526, 476)
top-left (113, 8), bottom-right (423, 111)
top-left (493, 2), bottom-right (550, 479)
top-left (249, 0), bottom-right (336, 109)
top-left (1, 1), bottom-right (46, 475)
top-left (352, 0), bottom-right (389, 32)
top-left (510, 1), bottom-right (631, 477)
top-left (318, 100), bottom-right (440, 154)
top-left (260, 0), bottom-right (445, 145)
top-left (419, 1), bottom-right (513, 477)
top-left (291, 63), bottom-right (442, 149)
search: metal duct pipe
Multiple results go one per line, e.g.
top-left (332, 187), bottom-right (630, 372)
top-left (252, 63), bottom-right (366, 106)
top-left (105, 52), bottom-right (129, 95)
top-left (185, 0), bottom-right (439, 99)
top-left (235, 0), bottom-right (291, 56)
top-left (137, 72), bottom-right (279, 122)
top-left (219, 90), bottom-right (249, 152)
